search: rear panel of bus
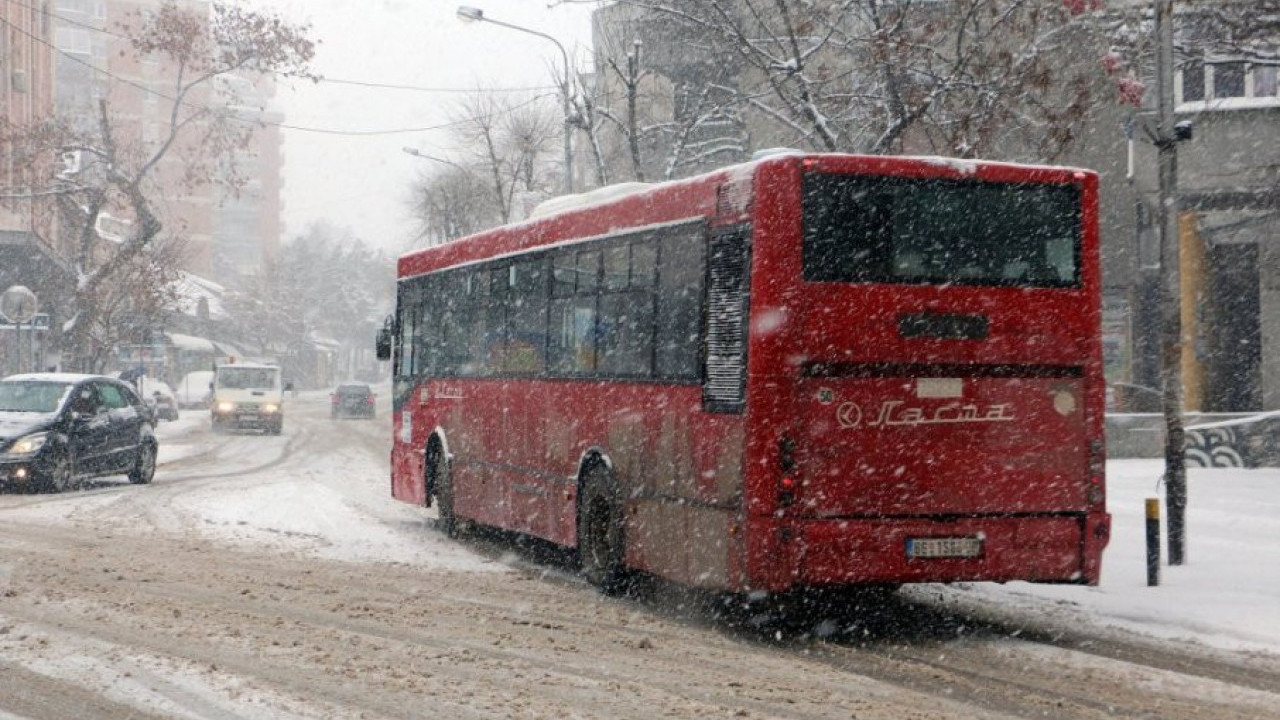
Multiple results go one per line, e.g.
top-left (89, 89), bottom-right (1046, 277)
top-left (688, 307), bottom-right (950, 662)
top-left (739, 156), bottom-right (1110, 591)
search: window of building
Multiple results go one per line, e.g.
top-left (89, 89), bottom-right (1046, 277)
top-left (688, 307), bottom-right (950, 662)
top-left (1181, 60), bottom-right (1205, 102)
top-left (54, 26), bottom-right (92, 54)
top-left (1215, 62), bottom-right (1246, 98)
top-left (1256, 66), bottom-right (1279, 97)
top-left (1179, 59), bottom-right (1280, 107)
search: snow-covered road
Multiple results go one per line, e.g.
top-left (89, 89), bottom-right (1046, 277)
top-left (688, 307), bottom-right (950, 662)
top-left (0, 391), bottom-right (1276, 719)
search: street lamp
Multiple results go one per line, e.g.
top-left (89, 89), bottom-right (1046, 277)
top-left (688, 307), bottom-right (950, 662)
top-left (456, 5), bottom-right (574, 194)
top-left (402, 146), bottom-right (466, 171)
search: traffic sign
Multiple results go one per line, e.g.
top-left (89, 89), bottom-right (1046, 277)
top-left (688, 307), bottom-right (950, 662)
top-left (0, 313), bottom-right (49, 330)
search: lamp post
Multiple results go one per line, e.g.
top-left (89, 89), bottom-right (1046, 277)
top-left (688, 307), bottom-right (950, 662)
top-left (402, 146), bottom-right (466, 171)
top-left (456, 5), bottom-right (574, 194)
top-left (1153, 0), bottom-right (1187, 566)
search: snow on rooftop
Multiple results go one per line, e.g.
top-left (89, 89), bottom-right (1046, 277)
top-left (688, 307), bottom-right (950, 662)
top-left (166, 332), bottom-right (218, 352)
top-left (171, 271), bottom-right (228, 320)
top-left (2, 372), bottom-right (102, 383)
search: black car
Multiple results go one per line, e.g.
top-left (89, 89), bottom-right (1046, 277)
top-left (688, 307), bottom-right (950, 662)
top-left (330, 383), bottom-right (376, 419)
top-left (0, 373), bottom-right (158, 493)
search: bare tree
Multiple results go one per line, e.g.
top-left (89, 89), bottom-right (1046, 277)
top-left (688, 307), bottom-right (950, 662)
top-left (78, 237), bottom-right (189, 373)
top-left (3, 1), bottom-right (314, 371)
top-left (406, 90), bottom-right (562, 243)
top-left (409, 166), bottom-right (501, 246)
top-left (451, 93), bottom-right (560, 223)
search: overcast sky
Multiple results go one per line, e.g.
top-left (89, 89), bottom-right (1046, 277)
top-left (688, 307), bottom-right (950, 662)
top-left (247, 0), bottom-right (599, 254)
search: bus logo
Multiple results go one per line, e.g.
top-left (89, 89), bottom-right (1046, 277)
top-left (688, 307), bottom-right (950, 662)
top-left (838, 400), bottom-right (1016, 429)
top-left (836, 402), bottom-right (862, 427)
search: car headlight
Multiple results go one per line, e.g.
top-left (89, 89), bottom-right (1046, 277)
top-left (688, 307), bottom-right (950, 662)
top-left (5, 432), bottom-right (49, 456)
top-left (262, 403), bottom-right (280, 413)
top-left (216, 401), bottom-right (236, 413)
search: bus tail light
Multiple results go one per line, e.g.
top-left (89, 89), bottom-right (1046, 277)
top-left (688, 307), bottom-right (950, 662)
top-left (778, 437), bottom-right (797, 507)
top-left (1086, 439), bottom-right (1106, 506)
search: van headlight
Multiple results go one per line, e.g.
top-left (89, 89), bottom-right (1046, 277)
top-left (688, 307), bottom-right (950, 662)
top-left (5, 432), bottom-right (49, 456)
top-left (215, 401), bottom-right (236, 413)
top-left (263, 403), bottom-right (280, 414)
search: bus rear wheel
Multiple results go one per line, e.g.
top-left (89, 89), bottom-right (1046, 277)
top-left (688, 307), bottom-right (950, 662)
top-left (429, 444), bottom-right (457, 538)
top-left (577, 465), bottom-right (628, 595)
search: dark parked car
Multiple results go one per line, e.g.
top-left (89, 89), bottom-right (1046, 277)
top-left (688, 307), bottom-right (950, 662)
top-left (0, 373), bottom-right (158, 493)
top-left (330, 383), bottom-right (376, 419)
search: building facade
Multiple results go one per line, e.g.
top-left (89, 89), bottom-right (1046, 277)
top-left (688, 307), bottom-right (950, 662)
top-left (51, 0), bottom-right (283, 287)
top-left (1, 0), bottom-right (73, 375)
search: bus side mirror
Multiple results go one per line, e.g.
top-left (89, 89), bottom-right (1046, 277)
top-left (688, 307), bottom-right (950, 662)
top-left (375, 327), bottom-right (392, 361)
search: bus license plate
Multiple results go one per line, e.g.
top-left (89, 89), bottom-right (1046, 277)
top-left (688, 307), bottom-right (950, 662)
top-left (907, 537), bottom-right (983, 559)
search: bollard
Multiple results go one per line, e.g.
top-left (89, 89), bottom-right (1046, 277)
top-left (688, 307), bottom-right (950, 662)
top-left (1146, 498), bottom-right (1161, 587)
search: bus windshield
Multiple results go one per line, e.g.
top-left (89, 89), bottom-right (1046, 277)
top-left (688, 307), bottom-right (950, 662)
top-left (802, 173), bottom-right (1081, 288)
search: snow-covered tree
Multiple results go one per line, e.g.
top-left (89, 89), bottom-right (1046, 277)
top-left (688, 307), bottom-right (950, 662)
top-left (599, 0), bottom-right (1114, 162)
top-left (237, 223), bottom-right (393, 381)
top-left (589, 13), bottom-right (750, 182)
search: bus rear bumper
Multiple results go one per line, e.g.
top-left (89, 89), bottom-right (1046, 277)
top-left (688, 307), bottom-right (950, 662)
top-left (747, 513), bottom-right (1110, 591)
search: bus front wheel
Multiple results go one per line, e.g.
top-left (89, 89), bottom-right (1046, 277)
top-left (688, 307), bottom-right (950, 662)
top-left (577, 465), bottom-right (628, 595)
top-left (429, 444), bottom-right (456, 538)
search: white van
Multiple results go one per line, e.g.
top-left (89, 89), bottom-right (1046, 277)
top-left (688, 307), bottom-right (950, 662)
top-left (210, 363), bottom-right (284, 434)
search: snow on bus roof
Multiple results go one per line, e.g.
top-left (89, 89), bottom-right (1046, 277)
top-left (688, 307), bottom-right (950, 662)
top-left (527, 182), bottom-right (653, 219)
top-left (520, 154), bottom-right (1089, 224)
top-left (398, 153), bottom-right (1093, 266)
top-left (414, 156), bottom-right (773, 247)
top-left (915, 155), bottom-right (1093, 177)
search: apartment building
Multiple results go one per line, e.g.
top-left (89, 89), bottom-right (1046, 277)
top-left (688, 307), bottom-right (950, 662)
top-left (51, 0), bottom-right (283, 287)
top-left (1, 0), bottom-right (72, 374)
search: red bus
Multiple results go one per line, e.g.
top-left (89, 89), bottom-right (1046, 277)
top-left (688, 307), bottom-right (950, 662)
top-left (379, 153), bottom-right (1110, 595)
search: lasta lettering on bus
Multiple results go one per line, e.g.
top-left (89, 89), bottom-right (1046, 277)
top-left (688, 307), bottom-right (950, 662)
top-left (836, 401), bottom-right (1016, 429)
top-left (435, 384), bottom-right (465, 400)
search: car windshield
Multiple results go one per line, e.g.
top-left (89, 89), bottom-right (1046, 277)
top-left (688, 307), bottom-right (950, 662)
top-left (218, 368), bottom-right (278, 389)
top-left (0, 381), bottom-right (72, 413)
top-left (338, 385), bottom-right (370, 395)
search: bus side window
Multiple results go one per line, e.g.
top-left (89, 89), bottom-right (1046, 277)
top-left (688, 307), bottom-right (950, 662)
top-left (656, 227), bottom-right (705, 380)
top-left (500, 258), bottom-right (548, 373)
top-left (598, 240), bottom-right (657, 377)
top-left (549, 250), bottom-right (602, 374)
top-left (436, 270), bottom-right (471, 374)
top-left (550, 296), bottom-right (598, 374)
top-left (396, 283), bottom-right (420, 378)
top-left (416, 275), bottom-right (438, 374)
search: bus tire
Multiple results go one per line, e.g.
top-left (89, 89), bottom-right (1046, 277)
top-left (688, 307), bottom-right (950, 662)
top-left (577, 464), bottom-right (628, 595)
top-left (428, 443), bottom-right (457, 538)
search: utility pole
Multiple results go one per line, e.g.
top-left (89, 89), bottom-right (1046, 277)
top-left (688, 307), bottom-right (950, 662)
top-left (1154, 0), bottom-right (1188, 565)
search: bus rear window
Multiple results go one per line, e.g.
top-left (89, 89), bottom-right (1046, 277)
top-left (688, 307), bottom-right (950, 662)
top-left (802, 173), bottom-right (1081, 287)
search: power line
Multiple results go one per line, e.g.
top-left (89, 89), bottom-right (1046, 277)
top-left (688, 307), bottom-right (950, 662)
top-left (24, 0), bottom-right (553, 96)
top-left (0, 15), bottom-right (559, 137)
top-left (310, 76), bottom-right (555, 94)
